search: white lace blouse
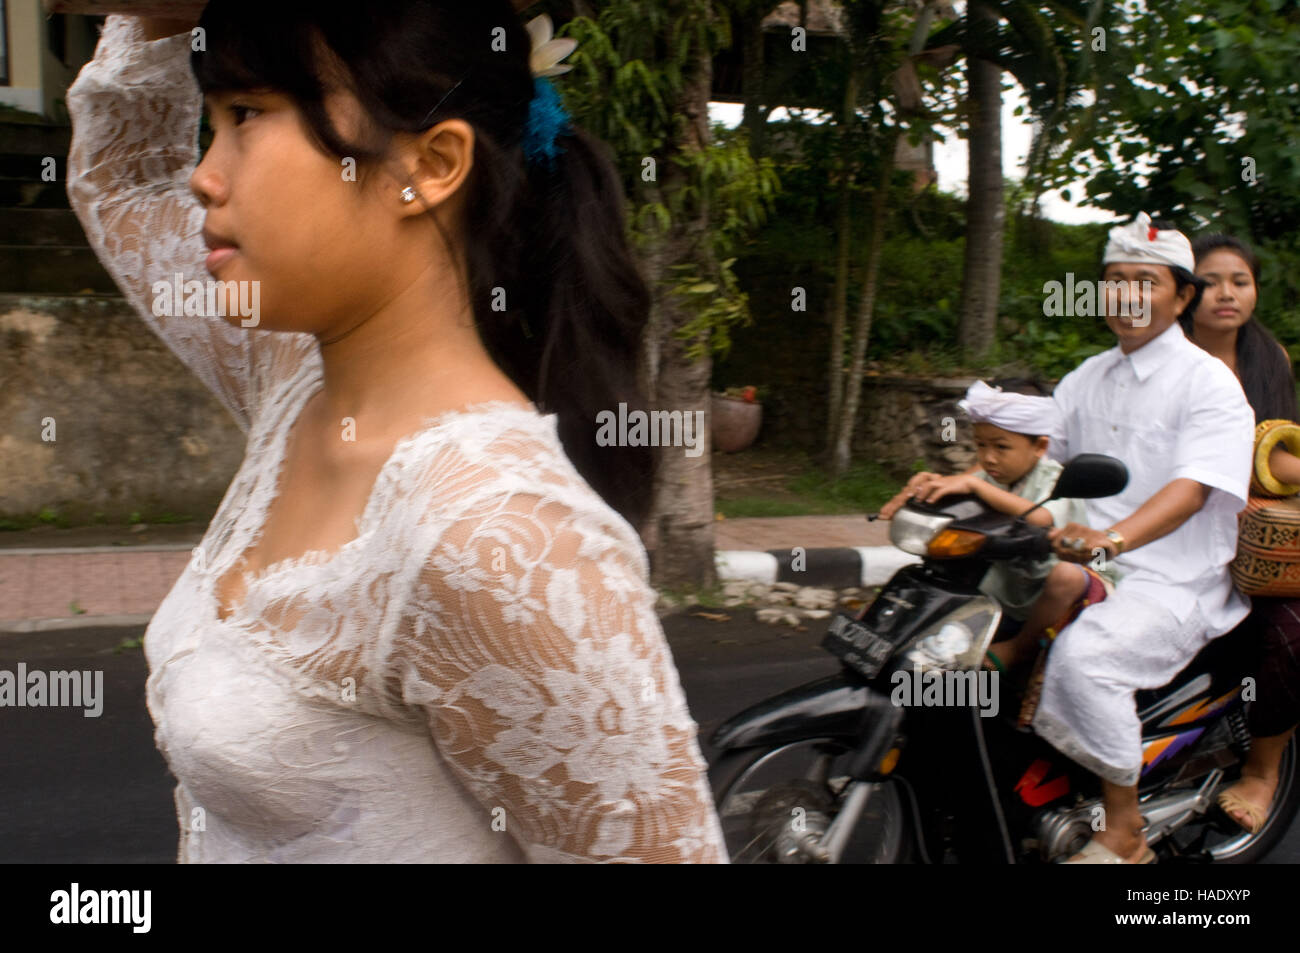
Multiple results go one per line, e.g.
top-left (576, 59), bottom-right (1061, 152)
top-left (64, 15), bottom-right (728, 863)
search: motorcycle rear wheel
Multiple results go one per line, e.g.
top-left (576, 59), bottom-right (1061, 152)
top-left (1170, 731), bottom-right (1300, 864)
top-left (709, 738), bottom-right (913, 864)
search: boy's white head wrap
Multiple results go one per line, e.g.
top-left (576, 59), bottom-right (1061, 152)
top-left (957, 381), bottom-right (1060, 436)
top-left (1102, 211), bottom-right (1195, 273)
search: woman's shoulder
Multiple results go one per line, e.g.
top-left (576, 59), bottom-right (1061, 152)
top-left (420, 400), bottom-right (561, 471)
top-left (409, 404), bottom-right (621, 519)
top-left (414, 408), bottom-right (643, 554)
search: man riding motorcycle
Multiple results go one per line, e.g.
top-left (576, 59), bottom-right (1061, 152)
top-left (1025, 212), bottom-right (1254, 863)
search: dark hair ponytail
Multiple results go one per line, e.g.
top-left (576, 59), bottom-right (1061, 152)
top-left (1183, 233), bottom-right (1299, 424)
top-left (192, 0), bottom-right (657, 530)
top-left (488, 127), bottom-right (658, 532)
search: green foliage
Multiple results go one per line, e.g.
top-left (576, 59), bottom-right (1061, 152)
top-left (787, 456), bottom-right (909, 513)
top-left (1065, 0), bottom-right (1300, 341)
top-left (562, 6), bottom-right (780, 363)
top-left (715, 454), bottom-right (903, 517)
top-left (1015, 317), bottom-right (1110, 379)
top-left (724, 169), bottom-right (1116, 380)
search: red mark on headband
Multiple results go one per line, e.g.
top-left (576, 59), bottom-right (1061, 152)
top-left (1148, 226), bottom-right (1158, 241)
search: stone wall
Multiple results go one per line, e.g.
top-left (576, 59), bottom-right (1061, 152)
top-left (2, 293), bottom-right (1053, 523)
top-left (852, 374), bottom-right (979, 476)
top-left (850, 374), bottom-right (1061, 476)
top-left (0, 294), bottom-right (245, 523)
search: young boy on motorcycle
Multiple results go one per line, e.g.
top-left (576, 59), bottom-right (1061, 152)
top-left (879, 380), bottom-right (1117, 685)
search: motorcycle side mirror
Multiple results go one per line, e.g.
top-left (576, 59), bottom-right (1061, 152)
top-left (1016, 453), bottom-right (1129, 521)
top-left (1048, 453), bottom-right (1129, 501)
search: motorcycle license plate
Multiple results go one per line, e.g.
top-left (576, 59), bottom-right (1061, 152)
top-left (821, 612), bottom-right (894, 679)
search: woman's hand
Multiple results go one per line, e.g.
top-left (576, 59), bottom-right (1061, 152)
top-left (1049, 522), bottom-right (1115, 563)
top-left (139, 17), bottom-right (202, 41)
top-left (1269, 444), bottom-right (1300, 488)
top-left (137, 5), bottom-right (207, 41)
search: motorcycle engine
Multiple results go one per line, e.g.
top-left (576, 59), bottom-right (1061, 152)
top-left (1031, 801), bottom-right (1102, 861)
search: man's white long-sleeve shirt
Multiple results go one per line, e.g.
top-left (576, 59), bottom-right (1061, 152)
top-left (1046, 320), bottom-right (1254, 635)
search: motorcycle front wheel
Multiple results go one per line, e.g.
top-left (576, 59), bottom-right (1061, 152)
top-left (709, 737), bottom-right (913, 864)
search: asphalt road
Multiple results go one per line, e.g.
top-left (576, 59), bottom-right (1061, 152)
top-left (1, 611), bottom-right (1295, 863)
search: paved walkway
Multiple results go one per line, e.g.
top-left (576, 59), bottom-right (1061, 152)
top-left (713, 513), bottom-right (888, 552)
top-left (0, 515), bottom-right (891, 630)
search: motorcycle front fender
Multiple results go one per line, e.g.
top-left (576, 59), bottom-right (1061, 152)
top-left (709, 671), bottom-right (897, 752)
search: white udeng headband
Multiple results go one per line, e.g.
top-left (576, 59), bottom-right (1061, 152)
top-left (1102, 211), bottom-right (1195, 273)
top-left (957, 381), bottom-right (1060, 435)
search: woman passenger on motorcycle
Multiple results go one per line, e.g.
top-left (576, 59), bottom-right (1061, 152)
top-left (1183, 233), bottom-right (1300, 834)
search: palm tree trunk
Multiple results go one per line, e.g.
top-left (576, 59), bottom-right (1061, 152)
top-left (831, 142), bottom-right (894, 479)
top-left (957, 0), bottom-right (1005, 358)
top-left (740, 7), bottom-right (768, 158)
top-left (825, 63), bottom-right (859, 452)
top-left (647, 13), bottom-right (717, 589)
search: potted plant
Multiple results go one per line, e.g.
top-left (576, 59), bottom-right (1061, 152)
top-left (711, 385), bottom-right (763, 453)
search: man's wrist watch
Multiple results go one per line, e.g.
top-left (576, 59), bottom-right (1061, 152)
top-left (1103, 529), bottom-right (1126, 555)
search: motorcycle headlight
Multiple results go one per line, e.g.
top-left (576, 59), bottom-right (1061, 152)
top-left (898, 597), bottom-right (1002, 673)
top-left (889, 508), bottom-right (954, 556)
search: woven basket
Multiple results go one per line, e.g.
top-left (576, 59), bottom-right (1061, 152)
top-left (1231, 495), bottom-right (1300, 596)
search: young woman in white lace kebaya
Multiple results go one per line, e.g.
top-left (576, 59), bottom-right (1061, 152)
top-left (64, 2), bottom-right (727, 862)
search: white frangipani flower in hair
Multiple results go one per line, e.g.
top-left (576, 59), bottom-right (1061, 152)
top-left (526, 14), bottom-right (577, 78)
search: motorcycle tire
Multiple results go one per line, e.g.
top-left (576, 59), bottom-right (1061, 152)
top-left (1202, 731), bottom-right (1300, 864)
top-left (708, 740), bottom-right (915, 864)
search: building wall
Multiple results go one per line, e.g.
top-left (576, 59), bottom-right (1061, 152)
top-left (1, 5), bottom-right (101, 119)
top-left (0, 0), bottom-right (43, 113)
top-left (0, 293), bottom-right (246, 524)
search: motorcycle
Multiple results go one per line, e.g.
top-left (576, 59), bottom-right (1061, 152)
top-left (708, 453), bottom-right (1300, 863)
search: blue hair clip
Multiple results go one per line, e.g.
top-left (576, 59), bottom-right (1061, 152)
top-left (523, 76), bottom-right (573, 172)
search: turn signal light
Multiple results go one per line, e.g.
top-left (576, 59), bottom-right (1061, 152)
top-left (878, 747), bottom-right (901, 775)
top-left (926, 529), bottom-right (986, 558)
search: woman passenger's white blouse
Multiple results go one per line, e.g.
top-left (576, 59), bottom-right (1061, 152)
top-left (63, 14), bottom-right (727, 863)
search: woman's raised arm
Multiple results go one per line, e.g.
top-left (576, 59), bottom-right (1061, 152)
top-left (65, 14), bottom-right (295, 435)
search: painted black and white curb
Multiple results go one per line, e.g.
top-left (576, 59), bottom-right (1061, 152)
top-left (654, 546), bottom-right (921, 627)
top-left (715, 546), bottom-right (919, 589)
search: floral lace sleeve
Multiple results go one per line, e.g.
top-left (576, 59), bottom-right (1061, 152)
top-left (388, 482), bottom-right (729, 863)
top-left (64, 15), bottom-right (302, 434)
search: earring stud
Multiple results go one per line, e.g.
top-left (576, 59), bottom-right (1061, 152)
top-left (400, 186), bottom-right (417, 204)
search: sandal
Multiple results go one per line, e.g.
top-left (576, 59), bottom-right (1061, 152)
top-left (983, 649), bottom-right (1007, 675)
top-left (1215, 788), bottom-right (1270, 835)
top-left (1062, 839), bottom-right (1157, 864)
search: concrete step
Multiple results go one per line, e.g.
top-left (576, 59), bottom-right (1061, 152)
top-left (0, 121), bottom-right (71, 156)
top-left (0, 177), bottom-right (70, 209)
top-left (0, 153), bottom-right (65, 178)
top-left (0, 245), bottom-right (116, 294)
top-left (0, 208), bottom-right (89, 246)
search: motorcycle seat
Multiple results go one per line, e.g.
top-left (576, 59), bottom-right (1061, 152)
top-left (1134, 613), bottom-right (1259, 714)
